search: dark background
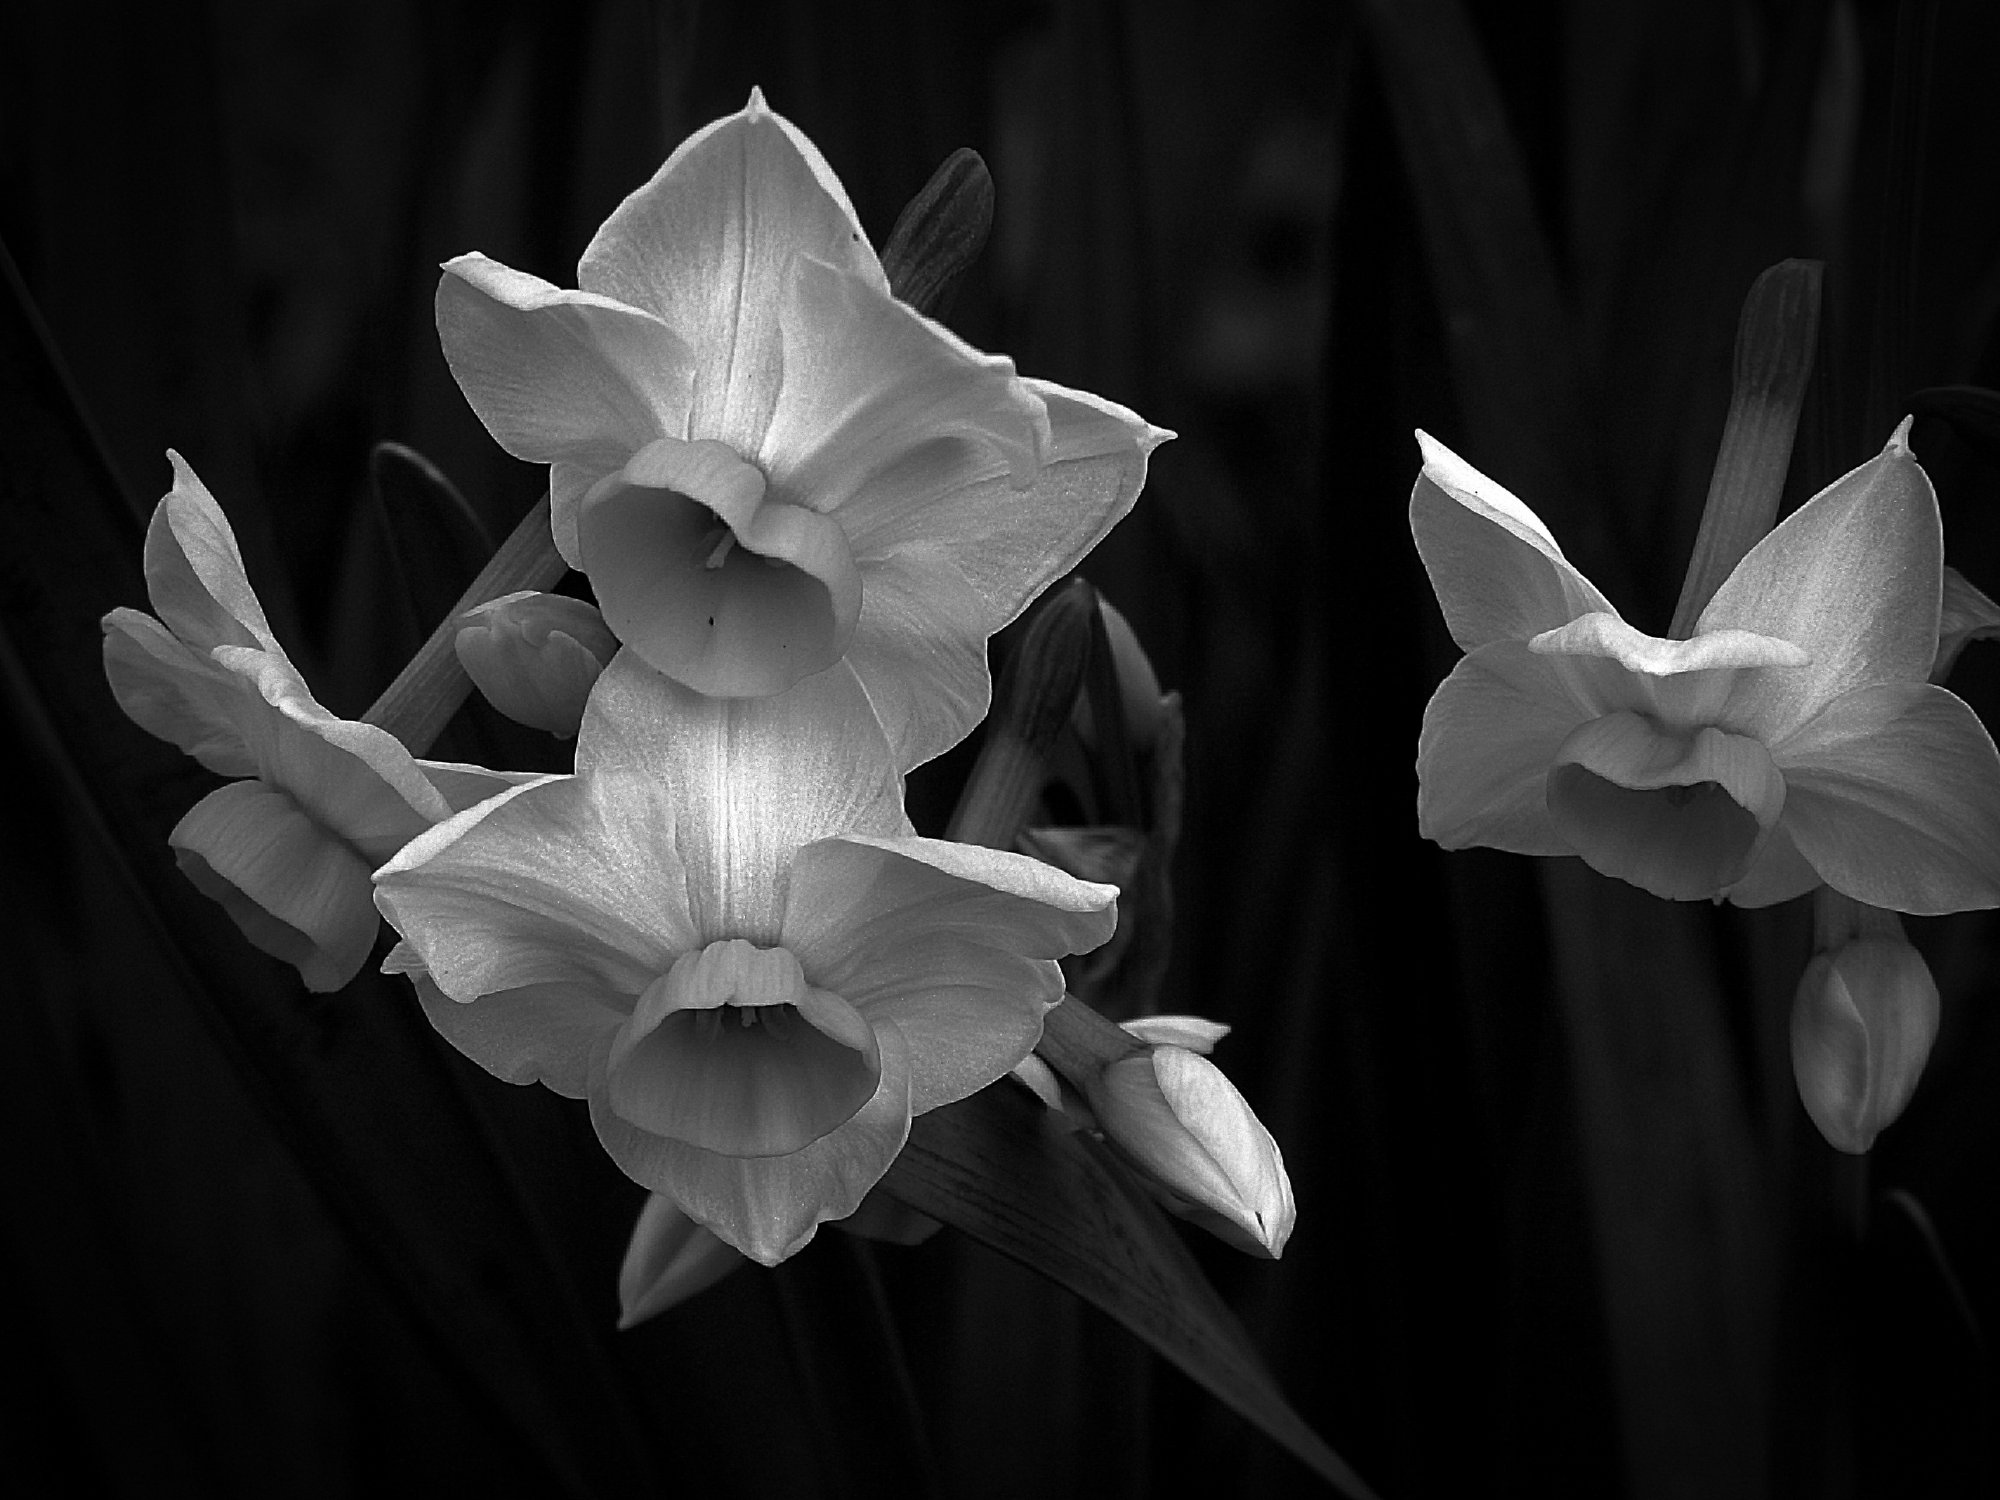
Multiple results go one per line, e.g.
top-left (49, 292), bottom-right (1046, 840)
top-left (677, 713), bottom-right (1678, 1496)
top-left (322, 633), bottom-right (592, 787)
top-left (4, 0), bottom-right (1999, 1495)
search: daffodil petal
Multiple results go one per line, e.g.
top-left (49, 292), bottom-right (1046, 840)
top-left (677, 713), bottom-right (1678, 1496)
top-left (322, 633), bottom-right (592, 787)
top-left (1547, 712), bottom-right (1786, 901)
top-left (840, 384), bottom-right (1168, 769)
top-left (1772, 682), bottom-right (2000, 914)
top-left (1530, 613), bottom-right (1808, 675)
top-left (756, 253), bottom-right (1047, 513)
top-left (573, 652), bottom-right (909, 945)
top-left (102, 609), bottom-right (258, 776)
top-left (780, 834), bottom-right (1115, 1113)
top-left (374, 772), bottom-right (695, 1002)
top-left (145, 452), bottom-right (279, 655)
top-left (590, 1019), bottom-right (915, 1266)
top-left (617, 1195), bottom-right (745, 1329)
top-left (213, 646), bottom-right (449, 858)
top-left (1416, 640), bottom-right (1582, 854)
top-left (577, 89), bottom-right (885, 455)
top-left (409, 973), bottom-right (623, 1099)
top-left (1410, 430), bottom-right (1613, 649)
top-left (436, 254), bottom-right (696, 473)
top-left (1721, 825), bottom-right (1822, 908)
top-left (171, 781), bottom-right (380, 992)
top-left (1699, 422), bottom-right (1941, 742)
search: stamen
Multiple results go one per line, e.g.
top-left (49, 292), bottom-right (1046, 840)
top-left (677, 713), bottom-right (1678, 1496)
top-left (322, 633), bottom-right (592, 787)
top-left (702, 528), bottom-right (737, 570)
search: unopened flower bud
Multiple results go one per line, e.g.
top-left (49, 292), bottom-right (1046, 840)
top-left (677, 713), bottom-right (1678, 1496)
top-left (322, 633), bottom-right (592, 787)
top-left (1791, 926), bottom-right (1940, 1154)
top-left (1072, 599), bottom-right (1167, 754)
top-left (454, 591), bottom-right (617, 738)
top-left (617, 1194), bottom-right (745, 1329)
top-left (1088, 1044), bottom-right (1294, 1257)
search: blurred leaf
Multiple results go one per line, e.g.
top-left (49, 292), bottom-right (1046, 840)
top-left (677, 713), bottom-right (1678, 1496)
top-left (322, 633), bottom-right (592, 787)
top-left (370, 440), bottom-right (495, 644)
top-left (0, 236), bottom-right (665, 1498)
top-left (1909, 385), bottom-right (2000, 461)
top-left (881, 1078), bottom-right (1378, 1498)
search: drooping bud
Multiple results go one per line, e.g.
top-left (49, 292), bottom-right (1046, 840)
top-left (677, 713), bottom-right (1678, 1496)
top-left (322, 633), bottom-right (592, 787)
top-left (1087, 1044), bottom-right (1294, 1258)
top-left (1790, 894), bottom-right (1940, 1153)
top-left (454, 590), bottom-right (618, 738)
top-left (617, 1193), bottom-right (745, 1330)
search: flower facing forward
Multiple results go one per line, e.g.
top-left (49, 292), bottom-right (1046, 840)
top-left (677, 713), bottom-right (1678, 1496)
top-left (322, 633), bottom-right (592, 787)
top-left (374, 653), bottom-right (1118, 1263)
top-left (102, 455), bottom-right (525, 990)
top-left (435, 88), bottom-right (1169, 769)
top-left (1412, 422), bottom-right (2000, 910)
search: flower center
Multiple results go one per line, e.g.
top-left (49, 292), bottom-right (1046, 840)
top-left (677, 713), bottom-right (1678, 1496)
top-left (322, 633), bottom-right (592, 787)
top-left (605, 938), bottom-right (880, 1157)
top-left (579, 437), bottom-right (863, 698)
top-left (1546, 710), bottom-right (1786, 901)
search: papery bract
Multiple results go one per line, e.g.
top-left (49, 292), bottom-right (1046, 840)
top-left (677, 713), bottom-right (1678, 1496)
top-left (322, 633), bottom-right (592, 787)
top-left (434, 89), bottom-right (1170, 770)
top-left (375, 652), bottom-right (1117, 1264)
top-left (618, 1193), bottom-right (746, 1329)
top-left (1412, 423), bottom-right (2000, 912)
top-left (1087, 1038), bottom-right (1294, 1259)
top-left (102, 454), bottom-right (524, 990)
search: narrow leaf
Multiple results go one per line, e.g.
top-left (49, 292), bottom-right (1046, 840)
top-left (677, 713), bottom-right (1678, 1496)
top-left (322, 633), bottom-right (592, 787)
top-left (882, 1079), bottom-right (1378, 1498)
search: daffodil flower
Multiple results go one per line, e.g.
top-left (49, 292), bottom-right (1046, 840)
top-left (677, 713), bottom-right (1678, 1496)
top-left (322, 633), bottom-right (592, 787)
top-left (101, 454), bottom-right (528, 991)
top-left (434, 89), bottom-right (1169, 770)
top-left (1413, 422), bottom-right (2000, 911)
top-left (373, 652), bottom-right (1117, 1264)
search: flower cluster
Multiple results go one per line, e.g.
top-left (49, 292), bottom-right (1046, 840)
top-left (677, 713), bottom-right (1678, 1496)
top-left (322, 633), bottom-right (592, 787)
top-left (106, 92), bottom-right (1177, 1267)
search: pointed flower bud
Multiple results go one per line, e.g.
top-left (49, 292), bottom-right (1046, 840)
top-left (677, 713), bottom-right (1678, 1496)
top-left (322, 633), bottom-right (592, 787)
top-left (1791, 896), bottom-right (1940, 1153)
top-left (454, 591), bottom-right (617, 738)
top-left (1071, 598), bottom-right (1168, 754)
top-left (618, 1193), bottom-right (746, 1329)
top-left (1088, 1043), bottom-right (1294, 1258)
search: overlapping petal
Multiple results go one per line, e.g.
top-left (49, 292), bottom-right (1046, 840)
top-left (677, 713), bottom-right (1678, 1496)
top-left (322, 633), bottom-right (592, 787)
top-left (1771, 682), bottom-right (2000, 913)
top-left (617, 1194), bottom-right (745, 1328)
top-left (144, 451), bottom-right (280, 655)
top-left (1410, 430), bottom-right (1612, 649)
top-left (406, 970), bottom-right (620, 1099)
top-left (1700, 421), bottom-right (1941, 743)
top-left (577, 87), bottom-right (885, 456)
top-left (782, 834), bottom-right (1118, 1112)
top-left (1415, 640), bottom-right (1580, 854)
top-left (436, 255), bottom-right (698, 476)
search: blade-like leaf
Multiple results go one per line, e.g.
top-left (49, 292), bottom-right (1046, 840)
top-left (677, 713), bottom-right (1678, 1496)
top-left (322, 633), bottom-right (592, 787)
top-left (881, 1079), bottom-right (1377, 1498)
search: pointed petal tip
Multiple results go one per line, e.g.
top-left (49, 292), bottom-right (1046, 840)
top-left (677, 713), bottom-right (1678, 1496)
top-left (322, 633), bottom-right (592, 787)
top-left (1889, 414), bottom-right (1915, 456)
top-left (745, 85), bottom-right (770, 116)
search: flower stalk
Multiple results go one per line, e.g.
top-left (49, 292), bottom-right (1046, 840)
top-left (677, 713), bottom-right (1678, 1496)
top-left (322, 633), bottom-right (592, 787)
top-left (363, 494), bottom-right (567, 754)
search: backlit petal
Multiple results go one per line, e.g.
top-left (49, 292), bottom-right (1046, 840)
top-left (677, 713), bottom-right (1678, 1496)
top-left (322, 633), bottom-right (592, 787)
top-left (374, 771), bottom-right (695, 1002)
top-left (1416, 640), bottom-right (1583, 854)
top-left (410, 973), bottom-right (623, 1099)
top-left (171, 781), bottom-right (379, 992)
top-left (781, 834), bottom-right (1116, 1113)
top-left (840, 384), bottom-right (1168, 769)
top-left (102, 609), bottom-right (257, 777)
top-left (578, 89), bottom-right (885, 456)
top-left (214, 646), bottom-right (449, 859)
top-left (1410, 430), bottom-right (1613, 649)
top-left (575, 652), bottom-right (909, 944)
top-left (1547, 712), bottom-right (1786, 900)
top-left (145, 452), bottom-right (279, 655)
top-left (436, 254), bottom-right (696, 469)
top-left (756, 253), bottom-right (1046, 513)
top-left (1772, 682), bottom-right (2000, 914)
top-left (1699, 421), bottom-right (1941, 742)
top-left (591, 1019), bottom-right (915, 1266)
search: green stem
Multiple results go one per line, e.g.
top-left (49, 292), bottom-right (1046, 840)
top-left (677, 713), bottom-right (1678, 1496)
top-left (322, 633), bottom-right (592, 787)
top-left (363, 494), bottom-right (567, 753)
